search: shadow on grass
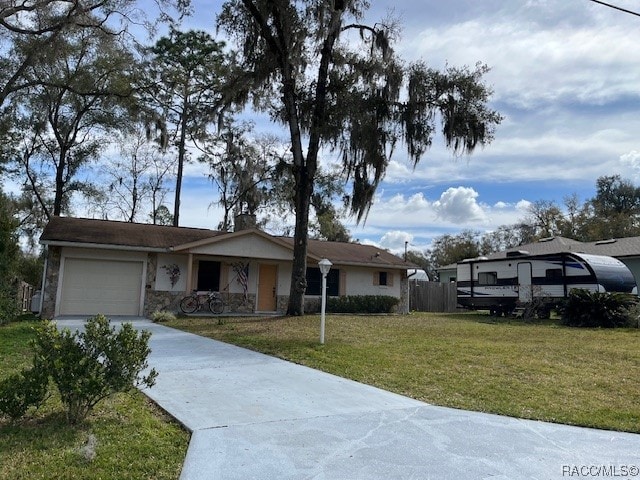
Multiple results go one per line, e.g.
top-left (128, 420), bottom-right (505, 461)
top-left (0, 410), bottom-right (82, 456)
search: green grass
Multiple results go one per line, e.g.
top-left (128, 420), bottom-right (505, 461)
top-left (165, 312), bottom-right (640, 433)
top-left (0, 319), bottom-right (189, 480)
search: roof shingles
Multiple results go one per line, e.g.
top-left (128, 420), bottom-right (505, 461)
top-left (41, 217), bottom-right (220, 250)
top-left (41, 217), bottom-right (413, 268)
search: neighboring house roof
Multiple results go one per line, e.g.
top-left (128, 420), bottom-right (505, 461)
top-left (485, 236), bottom-right (586, 259)
top-left (41, 216), bottom-right (413, 269)
top-left (436, 235), bottom-right (640, 271)
top-left (486, 236), bottom-right (640, 259)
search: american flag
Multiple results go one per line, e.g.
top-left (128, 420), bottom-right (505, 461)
top-left (233, 262), bottom-right (249, 299)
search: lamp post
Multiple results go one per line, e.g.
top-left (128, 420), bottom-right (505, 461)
top-left (318, 258), bottom-right (332, 344)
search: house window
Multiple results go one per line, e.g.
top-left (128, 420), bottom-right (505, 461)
top-left (546, 268), bottom-right (563, 279)
top-left (373, 271), bottom-right (394, 287)
top-left (478, 272), bottom-right (497, 285)
top-left (305, 267), bottom-right (340, 296)
top-left (197, 261), bottom-right (221, 291)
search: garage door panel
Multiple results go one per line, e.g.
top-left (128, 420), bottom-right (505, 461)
top-left (60, 258), bottom-right (143, 316)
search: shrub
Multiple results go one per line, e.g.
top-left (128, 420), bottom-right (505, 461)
top-left (0, 284), bottom-right (18, 326)
top-left (559, 290), bottom-right (638, 328)
top-left (33, 315), bottom-right (158, 424)
top-left (327, 295), bottom-right (399, 314)
top-left (150, 310), bottom-right (176, 323)
top-left (0, 367), bottom-right (49, 421)
top-left (622, 302), bottom-right (640, 328)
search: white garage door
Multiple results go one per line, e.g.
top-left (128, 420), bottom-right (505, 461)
top-left (60, 258), bottom-right (144, 316)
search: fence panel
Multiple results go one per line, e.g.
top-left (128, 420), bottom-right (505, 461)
top-left (409, 281), bottom-right (458, 313)
top-left (17, 281), bottom-right (35, 313)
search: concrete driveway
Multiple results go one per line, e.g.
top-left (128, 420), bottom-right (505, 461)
top-left (55, 317), bottom-right (640, 480)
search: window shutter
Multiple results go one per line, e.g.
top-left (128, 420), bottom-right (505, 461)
top-left (340, 271), bottom-right (347, 296)
top-left (373, 272), bottom-right (379, 286)
top-left (388, 272), bottom-right (394, 287)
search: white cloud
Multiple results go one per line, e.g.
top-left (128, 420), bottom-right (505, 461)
top-left (379, 231), bottom-right (414, 251)
top-left (620, 151), bottom-right (640, 180)
top-left (432, 186), bottom-right (488, 223)
top-left (402, 11), bottom-right (640, 108)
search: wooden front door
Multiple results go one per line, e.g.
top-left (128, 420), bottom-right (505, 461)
top-left (257, 264), bottom-right (278, 311)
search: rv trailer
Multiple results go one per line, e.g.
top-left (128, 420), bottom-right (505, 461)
top-left (456, 251), bottom-right (637, 317)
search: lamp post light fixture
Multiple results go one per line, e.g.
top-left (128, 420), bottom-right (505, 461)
top-left (318, 258), bottom-right (332, 344)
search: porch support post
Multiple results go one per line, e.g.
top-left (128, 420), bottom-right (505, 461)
top-left (186, 253), bottom-right (194, 292)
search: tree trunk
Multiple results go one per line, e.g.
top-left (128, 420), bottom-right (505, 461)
top-left (53, 150), bottom-right (66, 217)
top-left (285, 6), bottom-right (343, 315)
top-left (286, 164), bottom-right (313, 316)
top-left (173, 84), bottom-right (190, 227)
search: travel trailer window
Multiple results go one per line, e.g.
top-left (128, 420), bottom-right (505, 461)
top-left (546, 268), bottom-right (563, 279)
top-left (478, 272), bottom-right (497, 285)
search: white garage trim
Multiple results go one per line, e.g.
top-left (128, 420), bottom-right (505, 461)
top-left (56, 256), bottom-right (146, 316)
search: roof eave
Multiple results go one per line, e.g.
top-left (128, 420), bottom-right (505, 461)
top-left (329, 260), bottom-right (414, 269)
top-left (40, 240), bottom-right (168, 253)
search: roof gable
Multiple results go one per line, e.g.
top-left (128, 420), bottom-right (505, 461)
top-left (174, 229), bottom-right (295, 261)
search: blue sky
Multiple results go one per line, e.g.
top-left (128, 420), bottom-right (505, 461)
top-left (64, 0), bottom-right (640, 254)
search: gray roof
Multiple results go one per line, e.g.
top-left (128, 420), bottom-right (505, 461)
top-left (437, 235), bottom-right (640, 271)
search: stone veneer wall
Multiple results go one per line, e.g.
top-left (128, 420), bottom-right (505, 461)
top-left (144, 290), bottom-right (184, 315)
top-left (40, 246), bottom-right (61, 319)
top-left (225, 293), bottom-right (256, 313)
top-left (145, 291), bottom-right (258, 315)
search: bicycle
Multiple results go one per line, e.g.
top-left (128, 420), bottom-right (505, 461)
top-left (179, 290), bottom-right (225, 314)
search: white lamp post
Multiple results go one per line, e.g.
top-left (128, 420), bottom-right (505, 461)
top-left (318, 258), bottom-right (332, 344)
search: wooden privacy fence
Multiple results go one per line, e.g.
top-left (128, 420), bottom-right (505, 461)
top-left (409, 281), bottom-right (458, 313)
top-left (17, 281), bottom-right (35, 312)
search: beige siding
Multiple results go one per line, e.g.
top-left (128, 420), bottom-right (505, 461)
top-left (155, 253), bottom-right (189, 291)
top-left (346, 267), bottom-right (402, 297)
top-left (189, 235), bottom-right (293, 260)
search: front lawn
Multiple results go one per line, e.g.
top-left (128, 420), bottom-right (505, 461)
top-left (165, 312), bottom-right (640, 433)
top-left (0, 319), bottom-right (189, 480)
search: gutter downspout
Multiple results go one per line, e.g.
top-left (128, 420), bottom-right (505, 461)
top-left (38, 246), bottom-right (48, 316)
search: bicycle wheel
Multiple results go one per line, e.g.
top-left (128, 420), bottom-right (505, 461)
top-left (180, 296), bottom-right (198, 314)
top-left (209, 298), bottom-right (224, 314)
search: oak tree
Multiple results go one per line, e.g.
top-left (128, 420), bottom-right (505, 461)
top-left (218, 1), bottom-right (502, 314)
top-left (9, 23), bottom-right (135, 220)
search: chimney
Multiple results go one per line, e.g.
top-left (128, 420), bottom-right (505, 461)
top-left (234, 213), bottom-right (257, 232)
